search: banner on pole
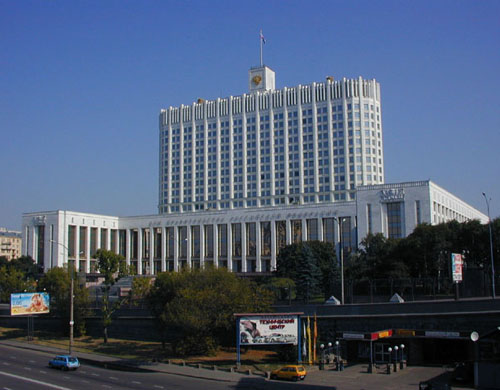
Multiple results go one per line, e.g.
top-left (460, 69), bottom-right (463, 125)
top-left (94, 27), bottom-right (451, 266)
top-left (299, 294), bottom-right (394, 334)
top-left (451, 253), bottom-right (463, 283)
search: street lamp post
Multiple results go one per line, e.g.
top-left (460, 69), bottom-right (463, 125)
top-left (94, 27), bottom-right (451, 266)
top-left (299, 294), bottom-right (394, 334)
top-left (400, 344), bottom-right (405, 369)
top-left (335, 340), bottom-right (341, 371)
top-left (387, 347), bottom-right (392, 374)
top-left (50, 240), bottom-right (74, 355)
top-left (393, 346), bottom-right (399, 372)
top-left (333, 217), bottom-right (344, 305)
top-left (482, 193), bottom-right (495, 298)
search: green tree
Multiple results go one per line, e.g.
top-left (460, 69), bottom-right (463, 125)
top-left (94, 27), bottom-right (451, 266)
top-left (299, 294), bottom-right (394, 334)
top-left (276, 242), bottom-right (338, 300)
top-left (0, 266), bottom-right (32, 302)
top-left (9, 256), bottom-right (40, 280)
top-left (128, 276), bottom-right (152, 307)
top-left (147, 267), bottom-right (273, 355)
top-left (95, 249), bottom-right (128, 343)
top-left (38, 267), bottom-right (90, 336)
top-left (295, 244), bottom-right (321, 302)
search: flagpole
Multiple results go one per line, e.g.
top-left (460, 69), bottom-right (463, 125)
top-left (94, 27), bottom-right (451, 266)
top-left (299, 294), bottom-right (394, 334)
top-left (260, 30), bottom-right (263, 66)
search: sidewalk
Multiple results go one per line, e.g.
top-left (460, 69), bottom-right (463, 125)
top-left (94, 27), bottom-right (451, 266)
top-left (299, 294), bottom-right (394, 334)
top-left (0, 339), bottom-right (474, 389)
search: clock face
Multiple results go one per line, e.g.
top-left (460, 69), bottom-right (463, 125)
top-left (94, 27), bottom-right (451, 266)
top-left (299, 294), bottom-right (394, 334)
top-left (252, 75), bottom-right (262, 85)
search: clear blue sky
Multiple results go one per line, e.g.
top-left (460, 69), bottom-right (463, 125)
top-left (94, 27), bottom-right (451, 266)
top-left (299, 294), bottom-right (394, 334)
top-left (1, 0), bottom-right (499, 231)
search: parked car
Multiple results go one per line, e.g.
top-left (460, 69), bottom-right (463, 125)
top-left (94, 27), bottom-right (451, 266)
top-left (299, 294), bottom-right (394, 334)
top-left (48, 355), bottom-right (80, 371)
top-left (270, 365), bottom-right (307, 381)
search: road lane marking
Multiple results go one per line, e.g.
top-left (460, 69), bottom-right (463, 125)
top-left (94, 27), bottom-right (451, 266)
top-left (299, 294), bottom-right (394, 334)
top-left (0, 370), bottom-right (73, 390)
top-left (40, 370), bottom-right (47, 374)
top-left (109, 377), bottom-right (118, 380)
top-left (132, 381), bottom-right (141, 384)
top-left (154, 386), bottom-right (164, 389)
top-left (23, 367), bottom-right (32, 370)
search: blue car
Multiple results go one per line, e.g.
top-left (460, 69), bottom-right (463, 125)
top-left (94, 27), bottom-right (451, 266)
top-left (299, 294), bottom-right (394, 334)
top-left (48, 355), bottom-right (80, 370)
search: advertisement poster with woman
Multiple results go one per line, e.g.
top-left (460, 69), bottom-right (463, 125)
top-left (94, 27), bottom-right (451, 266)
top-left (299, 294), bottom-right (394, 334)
top-left (10, 292), bottom-right (50, 316)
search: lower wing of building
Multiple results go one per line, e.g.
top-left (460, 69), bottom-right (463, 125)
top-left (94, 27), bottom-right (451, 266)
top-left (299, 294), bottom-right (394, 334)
top-left (22, 180), bottom-right (487, 274)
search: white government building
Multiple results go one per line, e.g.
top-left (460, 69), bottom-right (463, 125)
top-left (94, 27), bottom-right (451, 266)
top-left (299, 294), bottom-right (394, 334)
top-left (22, 65), bottom-right (487, 274)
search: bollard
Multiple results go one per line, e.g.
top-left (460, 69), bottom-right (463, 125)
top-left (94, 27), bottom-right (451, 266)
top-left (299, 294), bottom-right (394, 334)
top-left (386, 363), bottom-right (391, 375)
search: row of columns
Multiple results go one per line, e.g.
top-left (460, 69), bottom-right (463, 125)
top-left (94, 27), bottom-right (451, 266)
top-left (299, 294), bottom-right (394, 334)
top-left (42, 217), bottom-right (350, 274)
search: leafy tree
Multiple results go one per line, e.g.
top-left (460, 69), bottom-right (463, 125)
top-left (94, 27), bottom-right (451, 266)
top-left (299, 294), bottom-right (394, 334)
top-left (128, 276), bottom-right (152, 307)
top-left (9, 256), bottom-right (40, 280)
top-left (262, 277), bottom-right (296, 303)
top-left (38, 267), bottom-right (90, 336)
top-left (95, 249), bottom-right (128, 343)
top-left (147, 267), bottom-right (273, 355)
top-left (0, 256), bottom-right (8, 267)
top-left (0, 266), bottom-right (32, 302)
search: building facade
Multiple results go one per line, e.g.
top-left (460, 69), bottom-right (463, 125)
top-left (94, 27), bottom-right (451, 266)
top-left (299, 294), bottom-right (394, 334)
top-left (22, 181), bottom-right (487, 274)
top-left (159, 66), bottom-right (384, 214)
top-left (0, 228), bottom-right (22, 261)
top-left (21, 65), bottom-right (488, 274)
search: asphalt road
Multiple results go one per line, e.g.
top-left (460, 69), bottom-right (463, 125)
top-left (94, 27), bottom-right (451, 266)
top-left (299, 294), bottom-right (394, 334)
top-left (0, 344), bottom-right (337, 390)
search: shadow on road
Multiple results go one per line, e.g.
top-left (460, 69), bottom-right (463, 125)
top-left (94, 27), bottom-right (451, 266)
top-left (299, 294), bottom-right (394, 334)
top-left (232, 377), bottom-right (335, 389)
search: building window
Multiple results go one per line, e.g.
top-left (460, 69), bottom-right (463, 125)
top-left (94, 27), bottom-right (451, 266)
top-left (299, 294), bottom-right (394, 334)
top-left (100, 229), bottom-right (108, 251)
top-left (367, 204), bottom-right (372, 234)
top-left (36, 225), bottom-right (45, 268)
top-left (178, 226), bottom-right (187, 259)
top-left (218, 224), bottom-right (227, 259)
top-left (130, 229), bottom-right (138, 260)
top-left (307, 219), bottom-right (318, 241)
top-left (154, 228), bottom-right (162, 259)
top-left (166, 227), bottom-right (174, 259)
top-left (276, 221), bottom-right (286, 254)
top-left (204, 225), bottom-right (213, 258)
top-left (79, 227), bottom-right (87, 257)
top-left (68, 225), bottom-right (76, 258)
top-left (246, 223), bottom-right (256, 257)
top-left (232, 223), bottom-right (242, 257)
top-left (415, 200), bottom-right (421, 225)
top-left (340, 217), bottom-right (352, 254)
top-left (292, 220), bottom-right (302, 244)
top-left (191, 226), bottom-right (200, 259)
top-left (119, 230), bottom-right (126, 257)
top-left (261, 222), bottom-right (271, 257)
top-left (387, 202), bottom-right (403, 239)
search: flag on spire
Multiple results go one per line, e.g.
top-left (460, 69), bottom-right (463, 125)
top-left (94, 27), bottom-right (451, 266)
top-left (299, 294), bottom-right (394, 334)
top-left (260, 29), bottom-right (266, 44)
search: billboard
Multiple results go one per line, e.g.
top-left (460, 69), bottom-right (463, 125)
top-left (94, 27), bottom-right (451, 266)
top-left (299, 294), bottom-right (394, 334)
top-left (451, 253), bottom-right (463, 282)
top-left (10, 292), bottom-right (50, 316)
top-left (239, 314), bottom-right (299, 345)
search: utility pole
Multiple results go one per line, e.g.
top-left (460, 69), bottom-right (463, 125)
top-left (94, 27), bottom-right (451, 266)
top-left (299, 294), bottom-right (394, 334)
top-left (51, 240), bottom-right (75, 354)
top-left (482, 193), bottom-right (495, 298)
